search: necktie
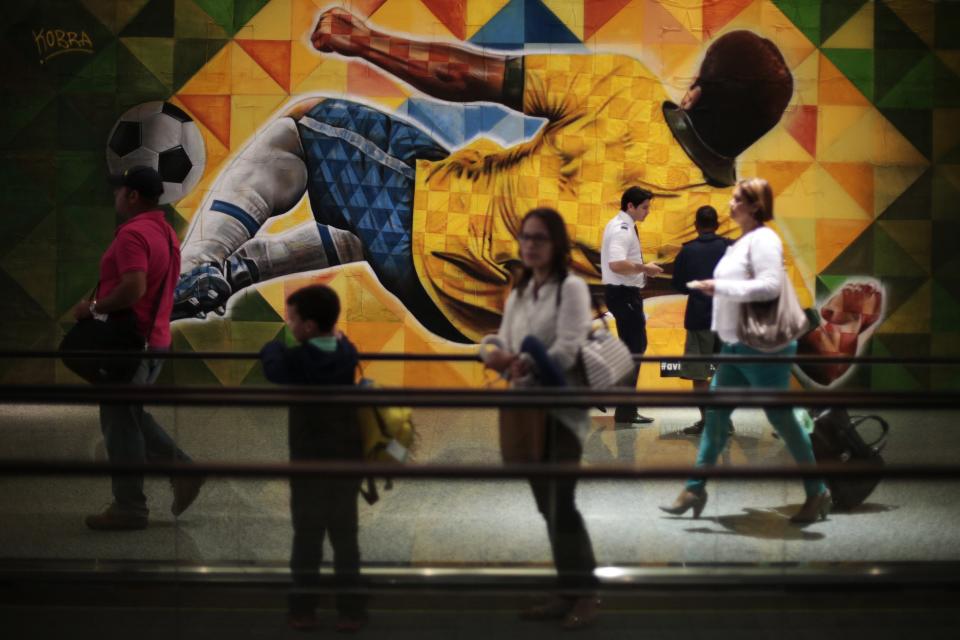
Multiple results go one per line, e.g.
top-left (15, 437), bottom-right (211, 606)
top-left (634, 224), bottom-right (644, 264)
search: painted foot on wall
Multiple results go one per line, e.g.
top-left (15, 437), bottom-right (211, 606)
top-left (171, 263), bottom-right (232, 321)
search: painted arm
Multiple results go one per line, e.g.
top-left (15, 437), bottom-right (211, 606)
top-left (311, 8), bottom-right (509, 105)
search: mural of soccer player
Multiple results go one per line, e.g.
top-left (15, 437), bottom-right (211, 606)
top-left (173, 7), bottom-right (796, 344)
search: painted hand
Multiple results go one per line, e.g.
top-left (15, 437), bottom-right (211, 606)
top-left (798, 281), bottom-right (883, 386)
top-left (311, 8), bottom-right (371, 57)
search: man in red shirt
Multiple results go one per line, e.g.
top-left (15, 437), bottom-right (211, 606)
top-left (73, 166), bottom-right (203, 530)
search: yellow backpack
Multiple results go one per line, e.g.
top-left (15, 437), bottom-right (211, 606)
top-left (357, 400), bottom-right (416, 463)
top-left (356, 377), bottom-right (416, 503)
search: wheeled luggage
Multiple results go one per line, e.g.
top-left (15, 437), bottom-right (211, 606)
top-left (809, 408), bottom-right (889, 510)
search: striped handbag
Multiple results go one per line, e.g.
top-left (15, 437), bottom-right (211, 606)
top-left (580, 303), bottom-right (635, 389)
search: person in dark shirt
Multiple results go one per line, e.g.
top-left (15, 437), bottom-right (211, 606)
top-left (672, 206), bottom-right (732, 436)
top-left (260, 284), bottom-right (367, 633)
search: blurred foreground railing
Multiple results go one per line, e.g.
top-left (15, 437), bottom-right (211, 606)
top-left (4, 349), bottom-right (960, 365)
top-left (0, 383), bottom-right (957, 408)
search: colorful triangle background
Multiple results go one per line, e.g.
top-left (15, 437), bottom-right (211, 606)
top-left (0, 0), bottom-right (957, 390)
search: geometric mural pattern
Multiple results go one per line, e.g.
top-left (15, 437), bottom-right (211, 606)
top-left (1, 0), bottom-right (958, 390)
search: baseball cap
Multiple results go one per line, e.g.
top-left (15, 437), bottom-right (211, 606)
top-left (108, 165), bottom-right (164, 200)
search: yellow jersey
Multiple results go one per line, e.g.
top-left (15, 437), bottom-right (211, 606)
top-left (412, 54), bottom-right (736, 341)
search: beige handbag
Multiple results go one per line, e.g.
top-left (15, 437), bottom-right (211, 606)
top-left (737, 239), bottom-right (810, 352)
top-left (498, 408), bottom-right (547, 463)
top-left (580, 298), bottom-right (635, 389)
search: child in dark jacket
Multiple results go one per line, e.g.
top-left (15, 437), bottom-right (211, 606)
top-left (260, 284), bottom-right (367, 633)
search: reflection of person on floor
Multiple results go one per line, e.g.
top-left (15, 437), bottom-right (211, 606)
top-left (80, 167), bottom-right (203, 531)
top-left (260, 285), bottom-right (367, 633)
top-left (173, 7), bottom-right (794, 345)
top-left (480, 208), bottom-right (599, 630)
top-left (671, 205), bottom-right (731, 436)
top-left (798, 280), bottom-right (884, 386)
top-left (660, 178), bottom-right (830, 525)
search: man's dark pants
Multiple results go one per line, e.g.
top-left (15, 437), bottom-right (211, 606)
top-left (604, 285), bottom-right (646, 423)
top-left (288, 419), bottom-right (366, 619)
top-left (100, 355), bottom-right (190, 515)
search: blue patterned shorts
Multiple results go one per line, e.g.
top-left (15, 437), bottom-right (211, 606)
top-left (297, 99), bottom-right (449, 294)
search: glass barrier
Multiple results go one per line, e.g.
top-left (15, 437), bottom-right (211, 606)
top-left (1, 352), bottom-right (959, 637)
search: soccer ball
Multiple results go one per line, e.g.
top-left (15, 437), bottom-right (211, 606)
top-left (106, 101), bottom-right (205, 205)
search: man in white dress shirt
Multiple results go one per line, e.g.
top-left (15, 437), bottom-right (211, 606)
top-left (601, 187), bottom-right (664, 427)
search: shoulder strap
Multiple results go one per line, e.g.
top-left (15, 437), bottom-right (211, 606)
top-left (553, 270), bottom-right (569, 308)
top-left (142, 223), bottom-right (177, 349)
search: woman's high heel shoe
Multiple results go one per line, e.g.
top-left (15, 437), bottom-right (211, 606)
top-left (790, 490), bottom-right (832, 524)
top-left (659, 489), bottom-right (708, 518)
top-left (520, 596), bottom-right (571, 621)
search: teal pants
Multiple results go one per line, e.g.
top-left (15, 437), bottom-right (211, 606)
top-left (686, 341), bottom-right (826, 498)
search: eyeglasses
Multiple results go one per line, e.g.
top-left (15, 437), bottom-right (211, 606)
top-left (518, 232), bottom-right (551, 245)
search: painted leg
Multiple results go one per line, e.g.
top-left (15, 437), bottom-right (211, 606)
top-left (174, 117), bottom-right (308, 320)
top-left (226, 221), bottom-right (364, 290)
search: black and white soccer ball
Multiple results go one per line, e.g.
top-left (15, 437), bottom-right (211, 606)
top-left (106, 101), bottom-right (205, 204)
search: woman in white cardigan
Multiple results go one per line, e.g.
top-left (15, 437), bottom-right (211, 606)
top-left (482, 207), bottom-right (598, 629)
top-left (660, 178), bottom-right (830, 524)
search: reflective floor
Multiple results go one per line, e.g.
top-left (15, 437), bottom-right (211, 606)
top-left (1, 406), bottom-right (958, 570)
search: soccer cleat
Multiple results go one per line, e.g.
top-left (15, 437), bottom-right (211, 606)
top-left (171, 264), bottom-right (232, 321)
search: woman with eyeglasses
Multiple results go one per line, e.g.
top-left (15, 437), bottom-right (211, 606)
top-left (660, 177), bottom-right (830, 524)
top-left (480, 207), bottom-right (599, 630)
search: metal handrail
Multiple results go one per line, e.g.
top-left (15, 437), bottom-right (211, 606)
top-left (4, 349), bottom-right (960, 365)
top-left (0, 459), bottom-right (951, 480)
top-left (1, 384), bottom-right (957, 408)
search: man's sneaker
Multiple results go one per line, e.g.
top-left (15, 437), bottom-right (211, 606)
top-left (171, 264), bottom-right (232, 321)
top-left (85, 503), bottom-right (148, 531)
top-left (171, 474), bottom-right (205, 516)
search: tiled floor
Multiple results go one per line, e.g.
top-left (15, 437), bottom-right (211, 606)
top-left (1, 404), bottom-right (958, 570)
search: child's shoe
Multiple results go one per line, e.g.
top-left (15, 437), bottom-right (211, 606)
top-left (335, 614), bottom-right (367, 633)
top-left (287, 611), bottom-right (318, 632)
